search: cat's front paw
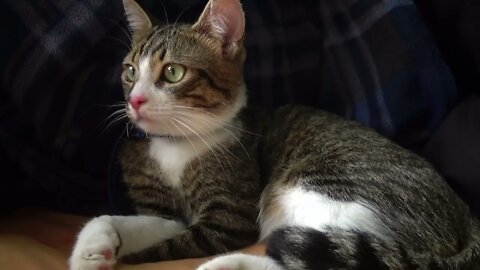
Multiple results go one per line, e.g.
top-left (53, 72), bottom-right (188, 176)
top-left (197, 254), bottom-right (243, 270)
top-left (197, 254), bottom-right (282, 270)
top-left (69, 216), bottom-right (120, 270)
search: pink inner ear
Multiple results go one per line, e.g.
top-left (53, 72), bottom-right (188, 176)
top-left (211, 0), bottom-right (244, 43)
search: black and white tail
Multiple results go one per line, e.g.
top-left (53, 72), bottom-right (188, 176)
top-left (267, 226), bottom-right (480, 270)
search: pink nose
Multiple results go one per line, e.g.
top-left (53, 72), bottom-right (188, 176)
top-left (129, 95), bottom-right (147, 110)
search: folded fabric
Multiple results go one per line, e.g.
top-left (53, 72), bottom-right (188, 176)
top-left (415, 0), bottom-right (480, 96)
top-left (423, 95), bottom-right (480, 217)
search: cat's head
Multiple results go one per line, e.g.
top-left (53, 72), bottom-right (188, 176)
top-left (121, 0), bottom-right (246, 137)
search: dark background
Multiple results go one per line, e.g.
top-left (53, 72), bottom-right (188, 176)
top-left (0, 0), bottom-right (478, 217)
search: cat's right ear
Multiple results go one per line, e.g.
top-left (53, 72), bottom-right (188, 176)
top-left (123, 0), bottom-right (152, 42)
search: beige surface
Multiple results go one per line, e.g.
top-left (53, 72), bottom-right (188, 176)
top-left (0, 208), bottom-right (265, 270)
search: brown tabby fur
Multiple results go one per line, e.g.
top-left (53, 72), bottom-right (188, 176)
top-left (116, 0), bottom-right (480, 268)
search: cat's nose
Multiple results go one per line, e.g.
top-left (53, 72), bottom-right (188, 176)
top-left (129, 95), bottom-right (148, 110)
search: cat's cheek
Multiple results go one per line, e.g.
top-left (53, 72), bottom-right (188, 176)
top-left (128, 109), bottom-right (139, 121)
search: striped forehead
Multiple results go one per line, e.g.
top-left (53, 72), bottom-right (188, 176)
top-left (129, 27), bottom-right (168, 62)
top-left (140, 26), bottom-right (176, 56)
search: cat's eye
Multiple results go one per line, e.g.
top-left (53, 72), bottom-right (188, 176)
top-left (124, 64), bottom-right (137, 83)
top-left (163, 63), bottom-right (186, 83)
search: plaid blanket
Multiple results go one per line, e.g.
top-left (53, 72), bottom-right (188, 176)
top-left (0, 0), bottom-right (457, 215)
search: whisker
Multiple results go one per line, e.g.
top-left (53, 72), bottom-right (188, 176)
top-left (97, 102), bottom-right (127, 108)
top-left (176, 115), bottom-right (239, 163)
top-left (173, 118), bottom-right (227, 176)
top-left (171, 105), bottom-right (261, 136)
top-left (105, 35), bottom-right (132, 51)
top-left (166, 5), bottom-right (191, 52)
top-left (170, 119), bottom-right (204, 178)
top-left (159, 0), bottom-right (170, 27)
top-left (125, 122), bottom-right (130, 138)
top-left (105, 17), bottom-right (133, 44)
top-left (174, 111), bottom-right (251, 159)
top-left (105, 108), bottom-right (127, 123)
top-left (102, 113), bottom-right (128, 135)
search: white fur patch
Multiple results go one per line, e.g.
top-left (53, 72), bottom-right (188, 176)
top-left (259, 187), bottom-right (384, 240)
top-left (197, 253), bottom-right (283, 270)
top-left (130, 57), bottom-right (155, 98)
top-left (70, 215), bottom-right (185, 270)
top-left (70, 216), bottom-right (120, 270)
top-left (149, 138), bottom-right (201, 187)
top-left (148, 128), bottom-right (232, 187)
top-left (108, 215), bottom-right (185, 257)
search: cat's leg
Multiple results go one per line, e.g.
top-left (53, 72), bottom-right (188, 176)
top-left (197, 253), bottom-right (283, 270)
top-left (69, 215), bottom-right (185, 270)
top-left (197, 186), bottom-right (386, 270)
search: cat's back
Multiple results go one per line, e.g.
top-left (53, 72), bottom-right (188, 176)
top-left (259, 105), bottom-right (474, 246)
top-left (263, 105), bottom-right (451, 194)
top-left (263, 105), bottom-right (418, 167)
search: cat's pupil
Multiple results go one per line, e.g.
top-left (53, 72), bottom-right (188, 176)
top-left (168, 66), bottom-right (175, 75)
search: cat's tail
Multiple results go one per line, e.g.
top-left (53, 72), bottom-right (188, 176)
top-left (266, 225), bottom-right (480, 270)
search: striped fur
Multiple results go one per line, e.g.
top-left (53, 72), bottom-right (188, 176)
top-left (197, 106), bottom-right (480, 270)
top-left (118, 118), bottom-right (263, 261)
top-left (257, 106), bottom-right (480, 269)
top-left (70, 0), bottom-right (480, 269)
top-left (267, 226), bottom-right (480, 270)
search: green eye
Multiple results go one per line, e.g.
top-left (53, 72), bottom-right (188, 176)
top-left (163, 63), bottom-right (185, 83)
top-left (124, 65), bottom-right (137, 82)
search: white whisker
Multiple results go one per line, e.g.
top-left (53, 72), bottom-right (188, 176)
top-left (105, 17), bottom-right (133, 45)
top-left (105, 35), bottom-right (132, 51)
top-left (172, 118), bottom-right (227, 176)
top-left (175, 115), bottom-right (239, 163)
top-left (171, 105), bottom-right (261, 136)
top-left (159, 0), bottom-right (170, 27)
top-left (102, 113), bottom-right (128, 134)
top-left (170, 119), bottom-right (204, 178)
top-left (173, 110), bottom-right (251, 158)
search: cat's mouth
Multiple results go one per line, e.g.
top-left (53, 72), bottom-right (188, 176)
top-left (128, 110), bottom-right (226, 140)
top-left (130, 110), bottom-right (150, 122)
top-left (127, 108), bottom-right (172, 135)
top-left (129, 106), bottom-right (172, 122)
top-left (125, 101), bottom-right (240, 140)
top-left (132, 118), bottom-right (176, 138)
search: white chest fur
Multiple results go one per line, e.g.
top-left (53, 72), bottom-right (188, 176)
top-left (148, 138), bottom-right (197, 187)
top-left (148, 130), bottom-right (232, 187)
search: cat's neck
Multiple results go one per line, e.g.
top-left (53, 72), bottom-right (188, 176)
top-left (149, 124), bottom-right (235, 154)
top-left (147, 119), bottom-right (242, 187)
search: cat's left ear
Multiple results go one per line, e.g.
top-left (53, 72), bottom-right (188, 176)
top-left (123, 0), bottom-right (152, 41)
top-left (193, 0), bottom-right (245, 60)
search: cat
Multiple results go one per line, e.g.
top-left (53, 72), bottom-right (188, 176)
top-left (69, 0), bottom-right (480, 269)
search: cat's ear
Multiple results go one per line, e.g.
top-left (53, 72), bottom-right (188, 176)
top-left (123, 0), bottom-right (152, 41)
top-left (193, 0), bottom-right (245, 59)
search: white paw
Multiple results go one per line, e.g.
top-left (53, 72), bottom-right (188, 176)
top-left (69, 216), bottom-right (120, 270)
top-left (197, 253), bottom-right (282, 270)
top-left (197, 254), bottom-right (243, 270)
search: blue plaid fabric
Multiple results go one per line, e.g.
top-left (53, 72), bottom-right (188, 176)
top-left (0, 0), bottom-right (457, 214)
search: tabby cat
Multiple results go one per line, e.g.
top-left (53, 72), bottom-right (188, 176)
top-left (69, 0), bottom-right (480, 269)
